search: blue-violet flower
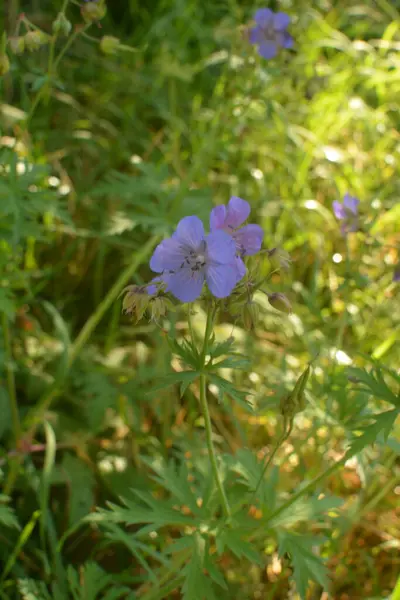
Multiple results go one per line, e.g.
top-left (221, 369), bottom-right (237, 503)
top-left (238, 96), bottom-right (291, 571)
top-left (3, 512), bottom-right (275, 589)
top-left (249, 8), bottom-right (293, 60)
top-left (210, 196), bottom-right (264, 279)
top-left (333, 193), bottom-right (360, 234)
top-left (150, 216), bottom-right (238, 303)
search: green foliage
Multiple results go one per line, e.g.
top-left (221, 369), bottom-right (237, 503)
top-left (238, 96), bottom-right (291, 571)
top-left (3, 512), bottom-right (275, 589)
top-left (0, 0), bottom-right (399, 598)
top-left (0, 495), bottom-right (20, 530)
top-left (181, 534), bottom-right (224, 600)
top-left (67, 562), bottom-right (134, 600)
top-left (278, 533), bottom-right (329, 600)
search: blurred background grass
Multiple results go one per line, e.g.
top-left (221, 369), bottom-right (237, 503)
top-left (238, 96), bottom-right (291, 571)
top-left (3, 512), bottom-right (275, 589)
top-left (0, 0), bottom-right (399, 598)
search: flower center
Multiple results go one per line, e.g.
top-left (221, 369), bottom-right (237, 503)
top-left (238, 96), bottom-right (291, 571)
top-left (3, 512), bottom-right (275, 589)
top-left (178, 245), bottom-right (207, 274)
top-left (262, 24), bottom-right (278, 42)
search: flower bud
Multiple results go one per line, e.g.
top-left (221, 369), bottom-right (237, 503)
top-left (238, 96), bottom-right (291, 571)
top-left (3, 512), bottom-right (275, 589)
top-left (100, 35), bottom-right (120, 55)
top-left (81, 1), bottom-right (107, 23)
top-left (280, 363), bottom-right (312, 419)
top-left (0, 53), bottom-right (10, 76)
top-left (268, 247), bottom-right (291, 271)
top-left (268, 292), bottom-right (292, 314)
top-left (25, 30), bottom-right (50, 51)
top-left (242, 301), bottom-right (259, 331)
top-left (9, 36), bottom-right (25, 55)
top-left (150, 297), bottom-right (167, 322)
top-left (121, 284), bottom-right (151, 322)
top-left (53, 12), bottom-right (72, 36)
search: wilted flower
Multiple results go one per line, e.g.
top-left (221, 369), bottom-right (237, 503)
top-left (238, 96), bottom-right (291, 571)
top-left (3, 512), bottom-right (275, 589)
top-left (249, 8), bottom-right (293, 60)
top-left (210, 196), bottom-right (264, 280)
top-left (267, 292), bottom-right (292, 314)
top-left (150, 216), bottom-right (238, 303)
top-left (333, 193), bottom-right (360, 234)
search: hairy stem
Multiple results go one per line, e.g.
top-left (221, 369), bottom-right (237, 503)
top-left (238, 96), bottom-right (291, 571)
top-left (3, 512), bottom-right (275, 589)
top-left (199, 374), bottom-right (231, 519)
top-left (199, 304), bottom-right (231, 519)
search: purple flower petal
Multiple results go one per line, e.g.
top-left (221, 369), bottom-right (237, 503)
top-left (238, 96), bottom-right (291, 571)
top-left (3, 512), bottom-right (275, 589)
top-left (210, 205), bottom-right (227, 231)
top-left (225, 196), bottom-right (251, 229)
top-left (206, 230), bottom-right (236, 264)
top-left (249, 26), bottom-right (264, 45)
top-left (167, 268), bottom-right (204, 302)
top-left (258, 40), bottom-right (278, 59)
top-left (235, 256), bottom-right (246, 281)
top-left (205, 263), bottom-right (238, 298)
top-left (150, 238), bottom-right (183, 272)
top-left (234, 224), bottom-right (264, 256)
top-left (279, 32), bottom-right (294, 48)
top-left (273, 12), bottom-right (290, 31)
top-left (343, 193), bottom-right (359, 215)
top-left (146, 277), bottom-right (161, 296)
top-left (394, 268), bottom-right (400, 282)
top-left (174, 215), bottom-right (204, 249)
top-left (333, 201), bottom-right (346, 220)
top-left (254, 8), bottom-right (273, 28)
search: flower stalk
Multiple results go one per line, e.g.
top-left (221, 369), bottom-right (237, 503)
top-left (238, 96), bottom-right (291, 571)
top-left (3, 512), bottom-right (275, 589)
top-left (199, 305), bottom-right (231, 519)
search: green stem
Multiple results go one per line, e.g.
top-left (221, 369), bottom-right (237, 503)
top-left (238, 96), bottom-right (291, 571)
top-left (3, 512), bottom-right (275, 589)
top-left (200, 303), bottom-right (217, 365)
top-left (198, 303), bottom-right (231, 519)
top-left (251, 453), bottom-right (348, 540)
top-left (251, 422), bottom-right (293, 502)
top-left (53, 24), bottom-right (90, 72)
top-left (1, 313), bottom-right (21, 445)
top-left (199, 374), bottom-right (231, 519)
top-left (27, 16), bottom-right (89, 123)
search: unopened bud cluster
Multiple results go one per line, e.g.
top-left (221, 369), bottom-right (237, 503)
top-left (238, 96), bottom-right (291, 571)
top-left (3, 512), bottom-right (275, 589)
top-left (7, 30), bottom-right (50, 58)
top-left (121, 284), bottom-right (170, 324)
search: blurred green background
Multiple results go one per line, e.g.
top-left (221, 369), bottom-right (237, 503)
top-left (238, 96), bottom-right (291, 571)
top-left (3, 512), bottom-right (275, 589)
top-left (0, 0), bottom-right (399, 598)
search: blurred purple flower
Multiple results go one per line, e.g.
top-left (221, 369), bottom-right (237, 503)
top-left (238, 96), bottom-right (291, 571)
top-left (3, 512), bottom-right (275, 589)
top-left (149, 216), bottom-right (238, 302)
top-left (210, 196), bottom-right (263, 279)
top-left (394, 267), bottom-right (400, 282)
top-left (249, 8), bottom-right (293, 60)
top-left (333, 193), bottom-right (360, 234)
